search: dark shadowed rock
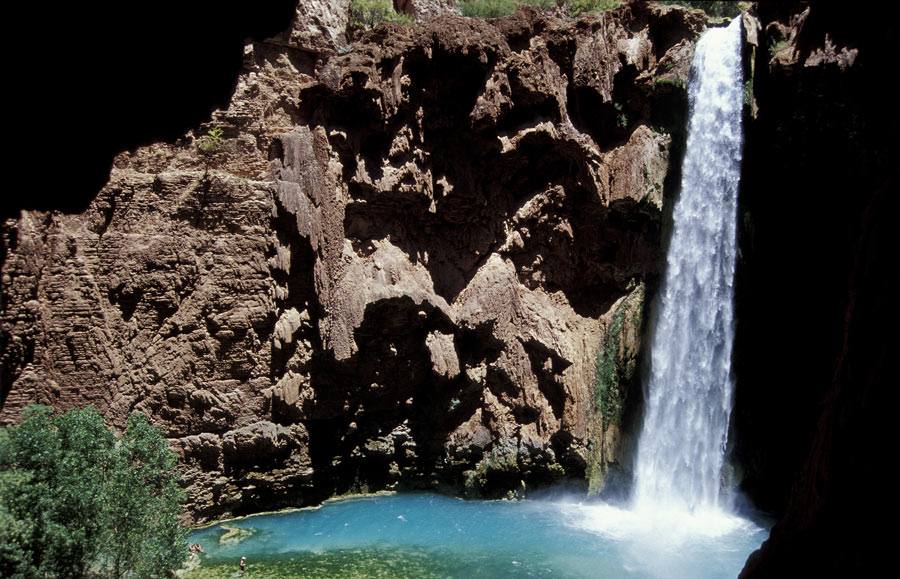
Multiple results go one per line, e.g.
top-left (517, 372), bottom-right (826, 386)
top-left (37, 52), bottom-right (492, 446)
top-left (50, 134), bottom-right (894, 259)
top-left (734, 1), bottom-right (895, 576)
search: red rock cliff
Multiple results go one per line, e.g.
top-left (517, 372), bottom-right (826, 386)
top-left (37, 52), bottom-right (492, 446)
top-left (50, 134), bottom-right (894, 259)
top-left (1, 1), bottom-right (704, 522)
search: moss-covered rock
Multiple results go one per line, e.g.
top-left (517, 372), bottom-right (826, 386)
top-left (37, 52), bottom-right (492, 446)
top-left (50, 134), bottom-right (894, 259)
top-left (586, 282), bottom-right (646, 494)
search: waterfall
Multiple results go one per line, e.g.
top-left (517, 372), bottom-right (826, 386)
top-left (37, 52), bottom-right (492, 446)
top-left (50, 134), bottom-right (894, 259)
top-left (632, 17), bottom-right (744, 514)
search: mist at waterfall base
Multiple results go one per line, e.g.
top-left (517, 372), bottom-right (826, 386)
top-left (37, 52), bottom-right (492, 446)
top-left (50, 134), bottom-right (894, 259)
top-left (183, 18), bottom-right (769, 579)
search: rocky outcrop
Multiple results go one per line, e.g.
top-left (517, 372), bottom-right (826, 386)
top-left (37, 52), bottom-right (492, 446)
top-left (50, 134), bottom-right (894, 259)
top-left (1, 2), bottom-right (705, 522)
top-left (398, 0), bottom-right (462, 23)
top-left (280, 0), bottom-right (352, 52)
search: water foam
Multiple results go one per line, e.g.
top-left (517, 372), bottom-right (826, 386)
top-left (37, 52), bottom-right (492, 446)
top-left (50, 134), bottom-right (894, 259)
top-left (632, 16), bottom-right (745, 517)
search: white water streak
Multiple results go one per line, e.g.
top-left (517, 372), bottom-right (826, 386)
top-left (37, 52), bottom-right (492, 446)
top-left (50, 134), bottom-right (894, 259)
top-left (633, 18), bottom-right (744, 514)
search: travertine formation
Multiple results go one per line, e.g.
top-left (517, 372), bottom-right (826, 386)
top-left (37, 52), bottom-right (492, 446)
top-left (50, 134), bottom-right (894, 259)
top-left (1, 2), bottom-right (705, 522)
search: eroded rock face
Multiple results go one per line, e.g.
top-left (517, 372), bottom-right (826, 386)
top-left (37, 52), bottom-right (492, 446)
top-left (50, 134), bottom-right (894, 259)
top-left (278, 0), bottom-right (352, 52)
top-left (1, 2), bottom-right (704, 522)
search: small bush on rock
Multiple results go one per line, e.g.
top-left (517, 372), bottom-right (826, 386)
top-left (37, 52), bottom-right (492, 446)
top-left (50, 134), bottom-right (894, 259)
top-left (458, 0), bottom-right (620, 18)
top-left (567, 0), bottom-right (620, 17)
top-left (197, 125), bottom-right (224, 156)
top-left (658, 1), bottom-right (749, 18)
top-left (458, 0), bottom-right (520, 17)
top-left (351, 0), bottom-right (414, 30)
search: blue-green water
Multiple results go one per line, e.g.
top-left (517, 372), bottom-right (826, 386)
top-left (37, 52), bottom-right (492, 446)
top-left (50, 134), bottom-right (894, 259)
top-left (182, 493), bottom-right (769, 578)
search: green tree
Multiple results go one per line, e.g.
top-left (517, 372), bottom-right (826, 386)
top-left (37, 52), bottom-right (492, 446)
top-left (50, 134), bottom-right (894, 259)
top-left (0, 406), bottom-right (187, 578)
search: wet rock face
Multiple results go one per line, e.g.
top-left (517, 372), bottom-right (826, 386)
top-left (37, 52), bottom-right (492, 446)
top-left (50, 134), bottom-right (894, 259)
top-left (1, 3), bottom-right (703, 522)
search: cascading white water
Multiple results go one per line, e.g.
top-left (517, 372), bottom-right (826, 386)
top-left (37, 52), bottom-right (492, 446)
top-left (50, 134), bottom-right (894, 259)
top-left (633, 17), bottom-right (744, 515)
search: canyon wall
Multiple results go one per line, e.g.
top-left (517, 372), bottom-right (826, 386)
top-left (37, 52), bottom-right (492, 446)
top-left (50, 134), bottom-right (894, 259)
top-left (3, 1), bottom-right (890, 573)
top-left (1, 2), bottom-right (704, 522)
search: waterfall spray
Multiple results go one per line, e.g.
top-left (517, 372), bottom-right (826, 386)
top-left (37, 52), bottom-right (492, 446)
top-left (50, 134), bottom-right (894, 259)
top-left (632, 17), bottom-right (744, 515)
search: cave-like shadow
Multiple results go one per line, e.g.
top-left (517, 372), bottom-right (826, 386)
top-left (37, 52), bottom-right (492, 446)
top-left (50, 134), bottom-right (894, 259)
top-left (299, 295), bottom-right (505, 498)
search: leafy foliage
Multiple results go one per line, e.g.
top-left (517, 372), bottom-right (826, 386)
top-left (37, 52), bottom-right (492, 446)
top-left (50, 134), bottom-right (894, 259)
top-left (658, 1), bottom-right (747, 18)
top-left (0, 406), bottom-right (187, 578)
top-left (196, 126), bottom-right (224, 156)
top-left (768, 38), bottom-right (790, 58)
top-left (594, 306), bottom-right (625, 431)
top-left (567, 0), bottom-right (620, 17)
top-left (614, 102), bottom-right (628, 129)
top-left (350, 0), bottom-right (414, 30)
top-left (457, 0), bottom-right (619, 18)
top-left (458, 0), bottom-right (520, 17)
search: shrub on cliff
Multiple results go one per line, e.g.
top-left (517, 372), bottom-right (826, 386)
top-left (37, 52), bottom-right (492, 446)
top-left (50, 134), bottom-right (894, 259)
top-left (567, 0), bottom-right (620, 17)
top-left (458, 0), bottom-right (620, 18)
top-left (0, 406), bottom-right (187, 578)
top-left (658, 1), bottom-right (748, 18)
top-left (458, 0), bottom-right (521, 17)
top-left (196, 125), bottom-right (224, 156)
top-left (350, 0), bottom-right (414, 30)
